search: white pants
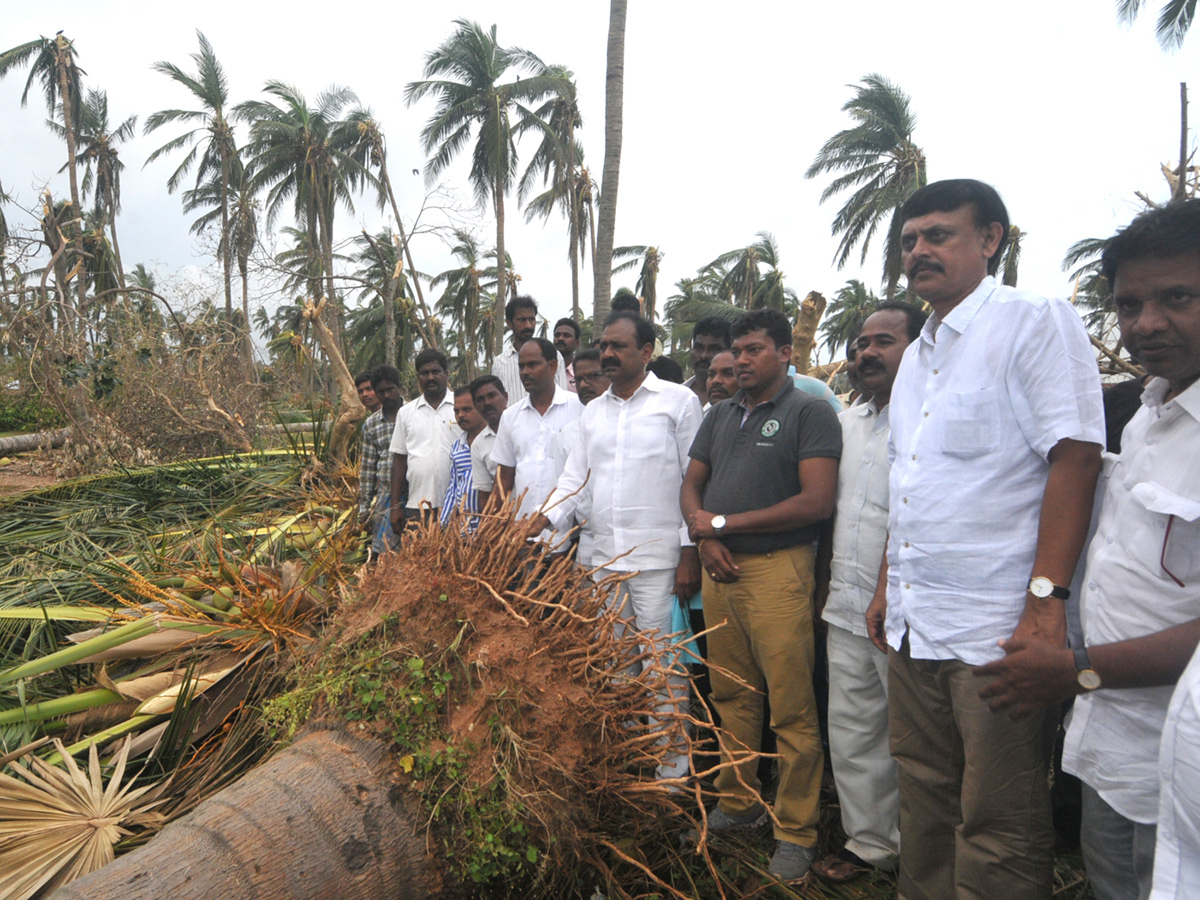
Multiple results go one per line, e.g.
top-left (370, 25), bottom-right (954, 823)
top-left (597, 567), bottom-right (688, 780)
top-left (826, 623), bottom-right (900, 867)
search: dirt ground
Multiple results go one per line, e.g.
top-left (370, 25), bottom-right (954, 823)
top-left (0, 451), bottom-right (61, 497)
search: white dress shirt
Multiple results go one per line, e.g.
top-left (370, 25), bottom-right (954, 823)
top-left (1063, 377), bottom-right (1200, 823)
top-left (491, 341), bottom-right (570, 403)
top-left (824, 399), bottom-right (891, 637)
top-left (555, 417), bottom-right (593, 562)
top-left (388, 392), bottom-right (461, 509)
top-left (885, 276), bottom-right (1104, 665)
top-left (470, 427), bottom-right (498, 494)
top-left (490, 386), bottom-right (582, 523)
top-left (545, 372), bottom-right (702, 571)
top-left (1150, 640), bottom-right (1200, 900)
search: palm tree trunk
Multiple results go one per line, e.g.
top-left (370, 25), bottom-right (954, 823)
top-left (791, 291), bottom-right (826, 376)
top-left (241, 261), bottom-right (256, 383)
top-left (313, 186), bottom-right (344, 356)
top-left (592, 0), bottom-right (628, 325)
top-left (48, 728), bottom-right (431, 900)
top-left (383, 275), bottom-right (397, 367)
top-left (106, 183), bottom-right (127, 290)
top-left (56, 53), bottom-right (86, 323)
top-left (219, 148), bottom-right (233, 318)
top-left (492, 173), bottom-right (507, 361)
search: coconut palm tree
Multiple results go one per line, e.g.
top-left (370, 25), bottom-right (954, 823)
top-left (612, 245), bottom-right (663, 322)
top-left (144, 31), bottom-right (239, 316)
top-left (995, 225), bottom-right (1026, 287)
top-left (48, 88), bottom-right (136, 289)
top-left (703, 232), bottom-right (791, 310)
top-left (820, 279), bottom-right (879, 357)
top-left (593, 0), bottom-right (628, 325)
top-left (238, 81), bottom-right (372, 352)
top-left (1063, 236), bottom-right (1117, 342)
top-left (350, 228), bottom-right (425, 368)
top-left (404, 19), bottom-right (570, 358)
top-left (1117, 0), bottom-right (1197, 48)
top-left (806, 73), bottom-right (927, 299)
top-left (1, 33), bottom-right (87, 315)
top-left (517, 69), bottom-right (587, 319)
top-left (431, 230), bottom-right (495, 381)
top-left (344, 108), bottom-right (439, 349)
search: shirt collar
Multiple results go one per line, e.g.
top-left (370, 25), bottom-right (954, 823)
top-left (921, 275), bottom-right (996, 343)
top-left (734, 376), bottom-right (794, 410)
top-left (514, 384), bottom-right (574, 411)
top-left (602, 370), bottom-right (665, 402)
top-left (1143, 376), bottom-right (1200, 423)
top-left (414, 391), bottom-right (452, 412)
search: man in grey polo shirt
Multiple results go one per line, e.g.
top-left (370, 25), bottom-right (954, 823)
top-left (681, 308), bottom-right (841, 883)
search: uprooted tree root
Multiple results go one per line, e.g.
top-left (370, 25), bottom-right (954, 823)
top-left (273, 500), bottom-right (771, 900)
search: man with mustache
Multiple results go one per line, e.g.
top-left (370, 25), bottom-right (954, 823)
top-left (684, 316), bottom-right (732, 409)
top-left (552, 347), bottom-right (610, 562)
top-left (532, 311), bottom-right (703, 780)
top-left (553, 317), bottom-right (581, 391)
top-left (491, 337), bottom-right (581, 540)
top-left (864, 179), bottom-right (1104, 900)
top-left (705, 349), bottom-right (738, 406)
top-left (491, 295), bottom-right (570, 402)
top-left (975, 200), bottom-right (1200, 900)
top-left (813, 302), bottom-right (925, 885)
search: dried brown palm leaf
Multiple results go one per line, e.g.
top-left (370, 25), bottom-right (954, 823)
top-left (0, 738), bottom-right (165, 900)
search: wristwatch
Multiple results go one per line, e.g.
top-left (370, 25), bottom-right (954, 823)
top-left (1074, 646), bottom-right (1102, 692)
top-left (1028, 576), bottom-right (1070, 601)
top-left (711, 514), bottom-right (727, 536)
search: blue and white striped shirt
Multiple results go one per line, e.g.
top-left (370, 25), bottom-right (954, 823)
top-left (440, 436), bottom-right (478, 524)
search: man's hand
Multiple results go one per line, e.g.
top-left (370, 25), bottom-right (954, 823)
top-left (975, 639), bottom-right (1078, 718)
top-left (1010, 597), bottom-right (1068, 648)
top-left (389, 506), bottom-right (406, 533)
top-left (675, 546), bottom-right (701, 600)
top-left (523, 513), bottom-right (552, 541)
top-left (865, 587), bottom-right (888, 653)
top-left (687, 509), bottom-right (719, 541)
top-left (700, 539), bottom-right (740, 583)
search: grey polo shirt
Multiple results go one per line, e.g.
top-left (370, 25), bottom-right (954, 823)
top-left (689, 378), bottom-right (841, 554)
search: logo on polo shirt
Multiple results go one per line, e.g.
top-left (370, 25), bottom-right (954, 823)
top-left (760, 419), bottom-right (780, 438)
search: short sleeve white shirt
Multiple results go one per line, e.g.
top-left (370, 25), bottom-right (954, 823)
top-left (470, 427), bottom-right (498, 493)
top-left (545, 372), bottom-right (703, 571)
top-left (555, 417), bottom-right (593, 561)
top-left (1149, 641), bottom-right (1200, 900)
top-left (490, 386), bottom-right (582, 523)
top-left (1063, 378), bottom-right (1200, 823)
top-left (824, 399), bottom-right (891, 637)
top-left (388, 392), bottom-right (461, 509)
top-left (885, 276), bottom-right (1104, 665)
top-left (491, 341), bottom-right (570, 403)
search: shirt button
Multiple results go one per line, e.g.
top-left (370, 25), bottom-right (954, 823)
top-left (903, 541), bottom-right (910, 548)
top-left (911, 454), bottom-right (917, 461)
top-left (903, 497), bottom-right (908, 504)
top-left (1088, 582), bottom-right (1096, 590)
top-left (1124, 482), bottom-right (1133, 491)
top-left (923, 412), bottom-right (930, 418)
top-left (933, 369), bottom-right (939, 375)
top-left (904, 583), bottom-right (911, 590)
top-left (1106, 536), bottom-right (1115, 544)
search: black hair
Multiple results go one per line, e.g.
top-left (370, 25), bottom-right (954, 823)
top-left (1101, 199), bottom-right (1200, 285)
top-left (899, 178), bottom-right (1011, 268)
top-left (871, 301), bottom-right (929, 343)
top-left (647, 355), bottom-right (684, 383)
top-left (730, 309), bottom-right (792, 350)
top-left (603, 310), bottom-right (656, 349)
top-left (554, 317), bottom-right (581, 340)
top-left (574, 347), bottom-right (602, 365)
top-left (453, 385), bottom-right (473, 399)
top-left (469, 374), bottom-right (506, 398)
top-left (370, 364), bottom-right (401, 388)
top-left (414, 348), bottom-right (449, 372)
top-left (610, 292), bottom-right (641, 313)
top-left (522, 336), bottom-right (558, 364)
top-left (505, 295), bottom-right (538, 322)
top-left (354, 370), bottom-right (374, 387)
top-left (692, 316), bottom-right (732, 348)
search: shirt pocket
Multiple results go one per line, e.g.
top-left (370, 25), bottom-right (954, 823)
top-left (939, 388), bottom-right (1002, 458)
top-left (1130, 482), bottom-right (1200, 587)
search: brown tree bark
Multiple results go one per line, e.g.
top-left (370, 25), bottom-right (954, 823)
top-left (791, 290), bottom-right (826, 375)
top-left (49, 727), bottom-right (430, 900)
top-left (305, 297), bottom-right (366, 465)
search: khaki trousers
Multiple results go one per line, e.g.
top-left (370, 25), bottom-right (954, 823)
top-left (888, 638), bottom-right (1056, 900)
top-left (704, 543), bottom-right (821, 846)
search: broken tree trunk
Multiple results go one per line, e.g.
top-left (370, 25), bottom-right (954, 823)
top-left (303, 297), bottom-right (366, 466)
top-left (791, 291), bottom-right (827, 375)
top-left (49, 726), bottom-right (430, 900)
top-left (0, 428), bottom-right (72, 455)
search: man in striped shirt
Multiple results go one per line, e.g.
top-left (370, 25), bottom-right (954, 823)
top-left (440, 386), bottom-right (487, 525)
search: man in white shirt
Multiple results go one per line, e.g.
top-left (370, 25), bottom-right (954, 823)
top-left (389, 349), bottom-right (462, 535)
top-left (813, 302), bottom-right (925, 884)
top-left (863, 179), bottom-right (1105, 900)
top-left (553, 317), bottom-right (581, 391)
top-left (468, 374), bottom-right (507, 511)
top-left (529, 312), bottom-right (703, 779)
top-left (1150, 643), bottom-right (1200, 900)
top-left (552, 348), bottom-right (609, 563)
top-left (491, 295), bottom-right (569, 402)
top-left (491, 337), bottom-right (581, 536)
top-left (976, 200), bottom-right (1200, 900)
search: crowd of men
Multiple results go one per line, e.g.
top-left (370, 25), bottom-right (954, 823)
top-left (354, 178), bottom-right (1200, 897)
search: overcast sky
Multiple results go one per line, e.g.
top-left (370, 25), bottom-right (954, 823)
top-left (2, 1), bottom-right (1196, 360)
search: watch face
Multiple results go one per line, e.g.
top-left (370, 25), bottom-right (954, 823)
top-left (1029, 577), bottom-right (1053, 599)
top-left (1078, 669), bottom-right (1102, 691)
